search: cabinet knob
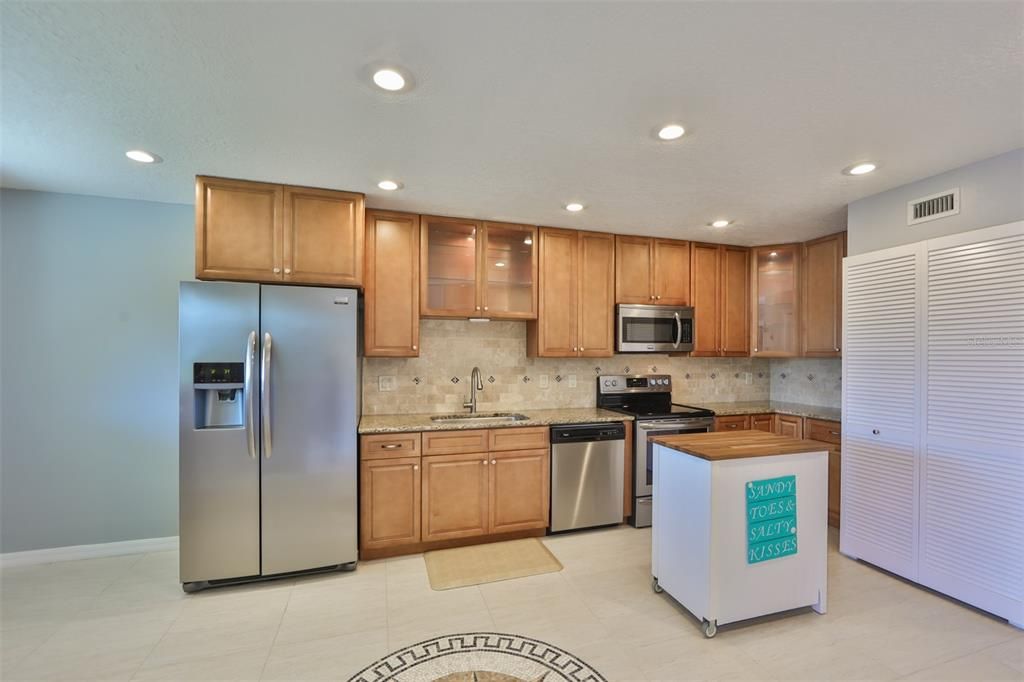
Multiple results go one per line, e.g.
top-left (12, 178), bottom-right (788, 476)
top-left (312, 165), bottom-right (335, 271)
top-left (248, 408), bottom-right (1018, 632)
top-left (754, 347), bottom-right (758, 352)
top-left (656, 295), bottom-right (661, 300)
top-left (284, 268), bottom-right (292, 274)
top-left (834, 346), bottom-right (840, 351)
top-left (872, 429), bottom-right (880, 435)
top-left (476, 306), bottom-right (481, 311)
top-left (580, 347), bottom-right (585, 352)
top-left (491, 459), bottom-right (496, 465)
top-left (483, 306), bottom-right (488, 311)
top-left (572, 346), bottom-right (577, 351)
top-left (482, 459), bottom-right (488, 465)
top-left (273, 267), bottom-right (281, 274)
top-left (413, 465), bottom-right (419, 470)
top-left (412, 345), bottom-right (417, 350)
top-left (650, 295), bottom-right (655, 300)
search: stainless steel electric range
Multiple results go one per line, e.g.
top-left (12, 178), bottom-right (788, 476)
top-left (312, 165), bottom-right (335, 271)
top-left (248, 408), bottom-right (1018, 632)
top-left (596, 374), bottom-right (715, 527)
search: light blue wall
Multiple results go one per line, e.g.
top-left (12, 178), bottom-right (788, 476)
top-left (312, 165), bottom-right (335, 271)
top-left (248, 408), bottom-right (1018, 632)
top-left (0, 188), bottom-right (193, 553)
top-left (847, 148), bottom-right (1024, 256)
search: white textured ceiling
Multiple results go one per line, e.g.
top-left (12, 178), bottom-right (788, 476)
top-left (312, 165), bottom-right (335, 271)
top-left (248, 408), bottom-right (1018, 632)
top-left (2, 1), bottom-right (1022, 245)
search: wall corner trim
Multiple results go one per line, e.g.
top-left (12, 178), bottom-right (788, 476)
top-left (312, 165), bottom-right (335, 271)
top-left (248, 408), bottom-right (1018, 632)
top-left (0, 536), bottom-right (179, 568)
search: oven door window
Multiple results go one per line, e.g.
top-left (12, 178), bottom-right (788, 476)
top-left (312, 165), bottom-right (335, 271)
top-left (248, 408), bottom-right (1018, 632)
top-left (621, 316), bottom-right (677, 345)
top-left (647, 427), bottom-right (710, 486)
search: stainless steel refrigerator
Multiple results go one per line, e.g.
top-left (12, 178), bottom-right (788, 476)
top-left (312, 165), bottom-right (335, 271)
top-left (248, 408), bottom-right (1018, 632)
top-left (178, 281), bottom-right (359, 591)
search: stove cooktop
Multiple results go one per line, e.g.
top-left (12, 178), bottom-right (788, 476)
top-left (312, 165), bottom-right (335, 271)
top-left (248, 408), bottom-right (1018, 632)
top-left (606, 403), bottom-right (715, 419)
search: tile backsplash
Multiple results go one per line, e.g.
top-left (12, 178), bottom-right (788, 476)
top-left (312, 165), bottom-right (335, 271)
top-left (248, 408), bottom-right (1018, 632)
top-left (768, 357), bottom-right (842, 407)
top-left (362, 320), bottom-right (800, 414)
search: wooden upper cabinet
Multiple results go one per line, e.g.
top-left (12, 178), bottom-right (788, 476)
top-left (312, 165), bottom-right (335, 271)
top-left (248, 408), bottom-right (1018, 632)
top-left (195, 176), bottom-right (364, 286)
top-left (751, 244), bottom-right (800, 357)
top-left (365, 210), bottom-right (419, 357)
top-left (577, 231), bottom-right (615, 356)
top-left (420, 217), bottom-right (537, 319)
top-left (195, 176), bottom-right (283, 282)
top-left (615, 236), bottom-right (654, 303)
top-left (528, 228), bottom-right (614, 358)
top-left (421, 453), bottom-right (490, 542)
top-left (615, 236), bottom-right (689, 304)
top-left (421, 216), bottom-right (481, 317)
top-left (488, 449), bottom-right (550, 534)
top-left (690, 242), bottom-right (721, 356)
top-left (481, 222), bottom-right (538, 319)
top-left (653, 239), bottom-right (690, 305)
top-left (283, 187), bottom-right (363, 285)
top-left (802, 232), bottom-right (846, 357)
top-left (528, 228), bottom-right (578, 357)
top-left (720, 245), bottom-right (750, 356)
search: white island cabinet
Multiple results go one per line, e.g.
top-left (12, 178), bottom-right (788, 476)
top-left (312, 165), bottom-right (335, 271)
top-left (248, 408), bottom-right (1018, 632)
top-left (651, 430), bottom-right (829, 637)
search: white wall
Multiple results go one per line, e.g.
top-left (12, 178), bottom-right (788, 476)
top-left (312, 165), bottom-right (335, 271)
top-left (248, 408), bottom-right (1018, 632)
top-left (0, 189), bottom-right (193, 553)
top-left (847, 148), bottom-right (1024, 256)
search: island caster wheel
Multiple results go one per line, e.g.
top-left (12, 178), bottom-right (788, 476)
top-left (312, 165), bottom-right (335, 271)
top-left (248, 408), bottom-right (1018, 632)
top-left (651, 577), bottom-right (663, 593)
top-left (702, 619), bottom-right (718, 638)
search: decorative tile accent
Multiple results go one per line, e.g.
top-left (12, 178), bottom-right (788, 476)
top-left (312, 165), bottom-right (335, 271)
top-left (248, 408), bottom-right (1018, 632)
top-left (593, 367), bottom-right (601, 374)
top-left (554, 375), bottom-right (562, 383)
top-left (710, 372), bottom-right (717, 379)
top-left (623, 366), bottom-right (631, 374)
top-left (413, 377), bottom-right (422, 385)
top-left (807, 374), bottom-right (815, 381)
top-left (522, 376), bottom-right (531, 383)
top-left (488, 376), bottom-right (495, 383)
top-left (779, 372), bottom-right (788, 379)
top-left (650, 365), bottom-right (658, 373)
top-left (451, 376), bottom-right (461, 384)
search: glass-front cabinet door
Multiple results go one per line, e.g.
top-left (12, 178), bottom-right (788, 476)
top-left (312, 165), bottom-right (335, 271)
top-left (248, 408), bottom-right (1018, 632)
top-left (421, 216), bottom-right (482, 317)
top-left (480, 222), bottom-right (537, 319)
top-left (751, 244), bottom-right (800, 356)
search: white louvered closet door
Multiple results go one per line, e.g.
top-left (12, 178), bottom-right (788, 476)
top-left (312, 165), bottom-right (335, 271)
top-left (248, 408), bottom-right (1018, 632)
top-left (841, 244), bottom-right (922, 579)
top-left (921, 222), bottom-right (1024, 624)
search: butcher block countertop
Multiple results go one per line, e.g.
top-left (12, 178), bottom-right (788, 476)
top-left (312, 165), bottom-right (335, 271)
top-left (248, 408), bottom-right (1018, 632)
top-left (650, 430), bottom-right (832, 461)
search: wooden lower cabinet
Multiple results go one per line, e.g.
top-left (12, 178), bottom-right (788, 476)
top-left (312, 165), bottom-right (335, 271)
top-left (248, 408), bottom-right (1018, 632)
top-left (359, 457), bottom-right (421, 551)
top-left (715, 414), bottom-right (750, 431)
top-left (806, 418), bottom-right (842, 528)
top-left (775, 414), bottom-right (804, 439)
top-left (751, 413), bottom-right (774, 432)
top-left (421, 452), bottom-right (490, 542)
top-left (489, 449), bottom-right (550, 534)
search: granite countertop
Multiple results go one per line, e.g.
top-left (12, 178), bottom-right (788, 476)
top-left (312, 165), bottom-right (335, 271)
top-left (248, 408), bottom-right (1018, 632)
top-left (650, 430), bottom-right (832, 461)
top-left (358, 407), bottom-right (632, 434)
top-left (702, 401), bottom-right (841, 422)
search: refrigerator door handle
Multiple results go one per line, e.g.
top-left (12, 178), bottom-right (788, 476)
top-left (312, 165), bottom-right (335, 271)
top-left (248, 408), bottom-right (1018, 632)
top-left (262, 331), bottom-right (273, 459)
top-left (244, 331), bottom-right (257, 459)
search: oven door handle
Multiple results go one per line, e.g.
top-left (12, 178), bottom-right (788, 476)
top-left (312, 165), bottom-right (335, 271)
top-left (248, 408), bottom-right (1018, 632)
top-left (637, 419), bottom-right (713, 430)
top-left (673, 311), bottom-right (682, 349)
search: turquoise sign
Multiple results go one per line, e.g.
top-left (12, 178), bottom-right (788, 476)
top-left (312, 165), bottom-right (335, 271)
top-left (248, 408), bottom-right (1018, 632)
top-left (746, 475), bottom-right (797, 564)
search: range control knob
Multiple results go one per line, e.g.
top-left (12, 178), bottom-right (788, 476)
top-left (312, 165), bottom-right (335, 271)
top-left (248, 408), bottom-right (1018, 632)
top-left (611, 379), bottom-right (619, 386)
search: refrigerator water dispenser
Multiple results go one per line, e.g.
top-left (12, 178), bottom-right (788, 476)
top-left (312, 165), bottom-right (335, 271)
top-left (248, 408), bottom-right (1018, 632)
top-left (193, 362), bottom-right (245, 429)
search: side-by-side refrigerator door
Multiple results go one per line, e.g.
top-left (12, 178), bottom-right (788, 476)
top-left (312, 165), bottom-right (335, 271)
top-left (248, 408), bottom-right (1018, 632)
top-left (179, 281), bottom-right (261, 585)
top-left (259, 285), bottom-right (359, 576)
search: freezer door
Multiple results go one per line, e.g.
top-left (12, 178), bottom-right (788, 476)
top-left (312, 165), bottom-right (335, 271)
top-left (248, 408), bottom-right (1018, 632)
top-left (179, 281), bottom-right (261, 584)
top-left (259, 285), bottom-right (359, 575)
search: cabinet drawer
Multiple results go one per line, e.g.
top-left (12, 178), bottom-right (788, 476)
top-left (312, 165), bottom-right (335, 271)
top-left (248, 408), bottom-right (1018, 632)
top-left (488, 426), bottom-right (549, 452)
top-left (715, 415), bottom-right (750, 431)
top-left (361, 432), bottom-right (421, 460)
top-left (422, 429), bottom-right (489, 455)
top-left (806, 418), bottom-right (841, 446)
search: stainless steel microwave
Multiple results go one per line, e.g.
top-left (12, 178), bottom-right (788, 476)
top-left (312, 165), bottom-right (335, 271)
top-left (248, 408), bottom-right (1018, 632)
top-left (616, 304), bottom-right (694, 353)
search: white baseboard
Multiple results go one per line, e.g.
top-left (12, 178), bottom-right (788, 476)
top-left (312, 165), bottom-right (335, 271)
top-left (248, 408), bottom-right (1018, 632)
top-left (0, 536), bottom-right (179, 568)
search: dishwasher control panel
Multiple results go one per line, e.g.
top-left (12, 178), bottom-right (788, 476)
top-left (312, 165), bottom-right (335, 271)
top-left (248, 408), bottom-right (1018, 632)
top-left (550, 422), bottom-right (626, 443)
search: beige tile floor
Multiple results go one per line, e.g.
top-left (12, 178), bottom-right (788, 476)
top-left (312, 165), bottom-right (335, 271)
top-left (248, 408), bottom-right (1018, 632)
top-left (1, 527), bottom-right (1021, 681)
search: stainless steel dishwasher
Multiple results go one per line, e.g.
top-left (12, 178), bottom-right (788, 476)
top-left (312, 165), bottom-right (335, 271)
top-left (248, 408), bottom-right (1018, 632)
top-left (549, 423), bottom-right (626, 532)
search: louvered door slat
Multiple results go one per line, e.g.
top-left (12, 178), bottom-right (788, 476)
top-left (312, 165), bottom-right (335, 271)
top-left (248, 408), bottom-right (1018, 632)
top-left (921, 228), bottom-right (1024, 621)
top-left (840, 247), bottom-right (920, 578)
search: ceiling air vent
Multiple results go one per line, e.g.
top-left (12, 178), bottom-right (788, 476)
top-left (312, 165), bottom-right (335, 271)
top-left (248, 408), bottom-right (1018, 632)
top-left (907, 187), bottom-right (960, 226)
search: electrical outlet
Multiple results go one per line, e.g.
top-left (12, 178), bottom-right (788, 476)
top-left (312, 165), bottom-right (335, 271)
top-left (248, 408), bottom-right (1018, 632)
top-left (539, 374), bottom-right (549, 389)
top-left (568, 374), bottom-right (577, 388)
top-left (378, 375), bottom-right (397, 392)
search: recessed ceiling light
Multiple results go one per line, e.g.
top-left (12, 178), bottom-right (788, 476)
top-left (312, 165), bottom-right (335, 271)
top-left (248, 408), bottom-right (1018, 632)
top-left (125, 149), bottom-right (161, 164)
top-left (565, 203), bottom-right (584, 212)
top-left (377, 180), bottom-right (400, 191)
top-left (657, 124), bottom-right (685, 141)
top-left (844, 162), bottom-right (877, 176)
top-left (710, 219), bottom-right (731, 228)
top-left (372, 69), bottom-right (406, 91)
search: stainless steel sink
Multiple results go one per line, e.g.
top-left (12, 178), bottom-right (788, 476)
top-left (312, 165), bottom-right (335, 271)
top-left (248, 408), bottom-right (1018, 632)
top-left (430, 412), bottom-right (530, 424)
